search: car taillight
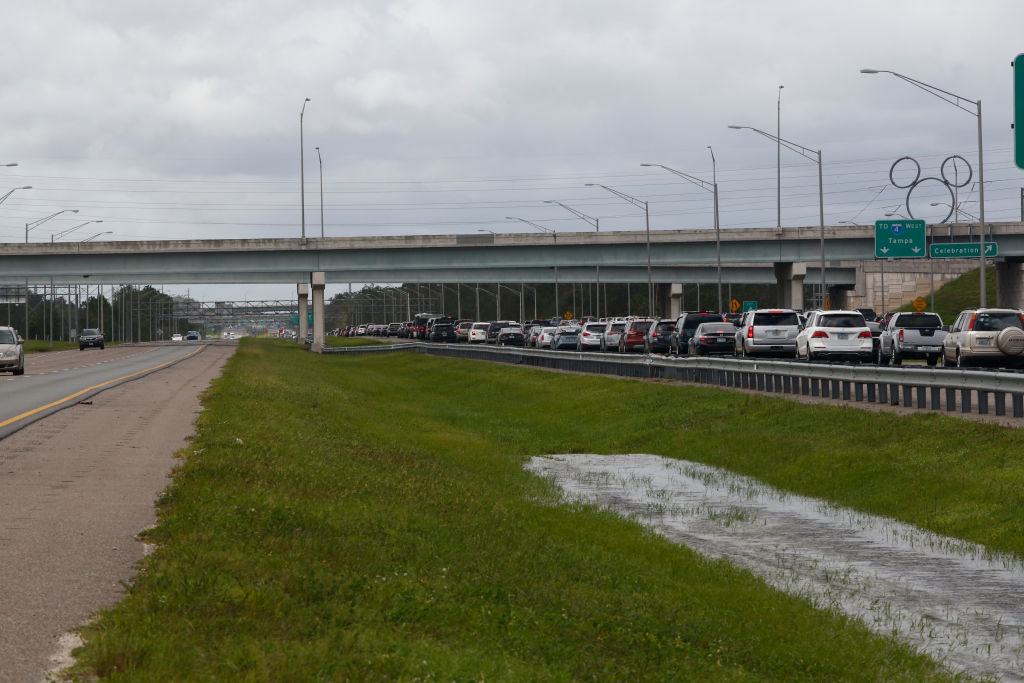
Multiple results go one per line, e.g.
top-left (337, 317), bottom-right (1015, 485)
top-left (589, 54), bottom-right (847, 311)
top-left (699, 336), bottom-right (707, 341)
top-left (747, 325), bottom-right (754, 338)
top-left (968, 313), bottom-right (977, 330)
top-left (811, 330), bottom-right (829, 338)
top-left (898, 329), bottom-right (904, 342)
top-left (858, 331), bottom-right (872, 339)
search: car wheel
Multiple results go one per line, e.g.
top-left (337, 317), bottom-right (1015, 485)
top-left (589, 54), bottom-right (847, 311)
top-left (891, 350), bottom-right (901, 366)
top-left (79, 345), bottom-right (84, 351)
top-left (926, 354), bottom-right (938, 367)
top-left (956, 351), bottom-right (971, 369)
top-left (14, 362), bottom-right (24, 376)
top-left (618, 339), bottom-right (625, 353)
top-left (942, 351), bottom-right (955, 368)
top-left (99, 343), bottom-right (105, 350)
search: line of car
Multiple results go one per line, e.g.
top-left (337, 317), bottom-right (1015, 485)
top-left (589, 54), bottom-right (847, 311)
top-left (342, 305), bottom-right (1024, 370)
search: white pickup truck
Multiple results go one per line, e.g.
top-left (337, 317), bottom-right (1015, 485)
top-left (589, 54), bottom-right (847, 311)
top-left (878, 312), bottom-right (946, 366)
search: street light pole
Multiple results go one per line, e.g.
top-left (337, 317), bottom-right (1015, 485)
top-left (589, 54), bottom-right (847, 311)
top-left (316, 146), bottom-right (324, 238)
top-left (640, 156), bottom-right (722, 313)
top-left (300, 97), bottom-right (311, 239)
top-left (861, 68), bottom-right (987, 306)
top-left (586, 184), bottom-right (653, 317)
top-left (0, 185), bottom-right (31, 206)
top-left (24, 209), bottom-right (79, 341)
top-left (506, 216), bottom-right (558, 319)
top-left (729, 125), bottom-right (825, 307)
top-left (778, 84), bottom-right (784, 229)
top-left (52, 219), bottom-right (103, 242)
top-left (545, 200), bottom-right (600, 318)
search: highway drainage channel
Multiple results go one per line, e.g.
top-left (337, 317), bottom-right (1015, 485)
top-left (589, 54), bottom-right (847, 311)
top-left (526, 454), bottom-right (1024, 681)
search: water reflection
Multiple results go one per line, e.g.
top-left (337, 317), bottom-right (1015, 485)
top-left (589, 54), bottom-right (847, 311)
top-left (527, 453), bottom-right (1024, 682)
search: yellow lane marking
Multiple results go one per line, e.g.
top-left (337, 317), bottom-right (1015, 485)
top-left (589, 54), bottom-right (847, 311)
top-left (0, 345), bottom-right (205, 430)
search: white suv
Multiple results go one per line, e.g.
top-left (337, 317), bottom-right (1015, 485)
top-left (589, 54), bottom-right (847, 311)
top-left (734, 308), bottom-right (801, 358)
top-left (796, 310), bottom-right (873, 362)
top-left (942, 308), bottom-right (1024, 368)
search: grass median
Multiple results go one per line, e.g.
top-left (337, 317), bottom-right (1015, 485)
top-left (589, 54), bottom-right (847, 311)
top-left (71, 339), bottom-right (1023, 680)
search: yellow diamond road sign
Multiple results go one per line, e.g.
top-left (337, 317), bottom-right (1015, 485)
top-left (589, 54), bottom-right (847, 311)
top-left (913, 296), bottom-right (927, 312)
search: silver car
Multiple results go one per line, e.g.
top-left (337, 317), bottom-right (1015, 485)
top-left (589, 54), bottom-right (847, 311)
top-left (0, 326), bottom-right (25, 375)
top-left (601, 320), bottom-right (626, 352)
top-left (577, 322), bottom-right (605, 351)
top-left (942, 308), bottom-right (1024, 368)
top-left (734, 308), bottom-right (800, 358)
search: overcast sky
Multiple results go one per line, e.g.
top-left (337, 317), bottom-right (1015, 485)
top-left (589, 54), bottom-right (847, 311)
top-left (3, 0), bottom-right (1023, 302)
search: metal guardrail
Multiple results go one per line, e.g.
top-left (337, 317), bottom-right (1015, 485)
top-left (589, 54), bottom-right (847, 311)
top-left (322, 342), bottom-right (1024, 419)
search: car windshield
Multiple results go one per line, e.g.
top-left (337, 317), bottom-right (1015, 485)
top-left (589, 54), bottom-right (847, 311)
top-left (434, 324), bottom-right (453, 331)
top-left (698, 324), bottom-right (737, 335)
top-left (817, 314), bottom-right (865, 328)
top-left (894, 313), bottom-right (941, 329)
top-left (609, 323), bottom-right (625, 332)
top-left (973, 312), bottom-right (1024, 331)
top-left (753, 312), bottom-right (798, 326)
top-left (655, 321), bottom-right (675, 331)
top-left (0, 330), bottom-right (15, 344)
top-left (684, 314), bottom-right (724, 331)
top-left (630, 321), bottom-right (653, 332)
top-left (82, 329), bottom-right (100, 336)
top-left (585, 324), bottom-right (605, 332)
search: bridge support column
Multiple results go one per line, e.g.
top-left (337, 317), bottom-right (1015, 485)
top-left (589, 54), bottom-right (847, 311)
top-left (668, 283), bottom-right (683, 319)
top-left (297, 283), bottom-right (309, 343)
top-left (311, 271), bottom-right (326, 352)
top-left (775, 262), bottom-right (806, 310)
top-left (996, 259), bottom-right (1024, 309)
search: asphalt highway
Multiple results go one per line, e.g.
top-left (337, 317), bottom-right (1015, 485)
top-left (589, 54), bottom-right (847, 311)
top-left (0, 343), bottom-right (206, 440)
top-left (0, 342), bottom-right (235, 683)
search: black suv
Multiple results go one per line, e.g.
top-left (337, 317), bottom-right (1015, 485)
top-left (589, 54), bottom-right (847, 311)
top-left (79, 328), bottom-right (105, 350)
top-left (670, 312), bottom-right (726, 355)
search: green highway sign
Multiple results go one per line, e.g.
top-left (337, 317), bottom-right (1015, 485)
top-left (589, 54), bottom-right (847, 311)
top-left (875, 219), bottom-right (926, 258)
top-left (1016, 54), bottom-right (1024, 169)
top-left (742, 300), bottom-right (758, 312)
top-left (930, 242), bottom-right (998, 259)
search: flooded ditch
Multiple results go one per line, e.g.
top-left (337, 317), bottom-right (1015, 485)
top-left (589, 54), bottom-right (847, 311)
top-left (526, 453), bottom-right (1024, 682)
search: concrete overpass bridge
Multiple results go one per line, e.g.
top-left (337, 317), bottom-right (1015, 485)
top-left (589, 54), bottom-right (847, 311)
top-left (2, 221), bottom-right (1022, 348)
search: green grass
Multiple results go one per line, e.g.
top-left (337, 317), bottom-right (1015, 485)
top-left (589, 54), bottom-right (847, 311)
top-left (69, 339), bottom-right (1018, 680)
top-left (24, 339), bottom-right (79, 353)
top-left (895, 265), bottom-right (996, 321)
top-left (324, 335), bottom-right (384, 348)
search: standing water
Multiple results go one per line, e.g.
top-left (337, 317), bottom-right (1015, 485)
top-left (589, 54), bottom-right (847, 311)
top-left (526, 454), bottom-right (1024, 682)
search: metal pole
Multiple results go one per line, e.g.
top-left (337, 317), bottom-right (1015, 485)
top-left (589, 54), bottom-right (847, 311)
top-left (778, 85), bottom-right (784, 229)
top-left (300, 98), bottom-right (310, 239)
top-left (977, 100), bottom-right (987, 307)
top-left (818, 150), bottom-right (826, 308)
top-left (645, 201), bottom-right (652, 317)
top-left (316, 146), bottom-right (324, 238)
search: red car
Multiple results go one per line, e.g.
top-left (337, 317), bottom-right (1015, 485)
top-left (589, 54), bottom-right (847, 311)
top-left (618, 318), bottom-right (655, 352)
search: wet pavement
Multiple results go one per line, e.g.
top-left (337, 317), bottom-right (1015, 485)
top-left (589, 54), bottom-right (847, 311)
top-left (527, 453), bottom-right (1024, 682)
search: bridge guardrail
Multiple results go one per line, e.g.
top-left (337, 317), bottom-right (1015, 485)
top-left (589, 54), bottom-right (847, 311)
top-left (322, 342), bottom-right (1024, 419)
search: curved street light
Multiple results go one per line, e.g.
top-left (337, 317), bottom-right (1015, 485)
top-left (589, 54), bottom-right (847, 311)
top-left (52, 219), bottom-right (103, 242)
top-left (81, 231), bottom-right (113, 242)
top-left (26, 209), bottom-right (78, 243)
top-left (585, 183), bottom-right (653, 317)
top-left (861, 68), bottom-right (987, 306)
top-left (300, 97), bottom-right (311, 238)
top-left (640, 158), bottom-right (722, 313)
top-left (545, 200), bottom-right (601, 317)
top-left (729, 124), bottom-right (826, 308)
top-left (507, 216), bottom-right (558, 318)
top-left (0, 185), bottom-right (31, 205)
